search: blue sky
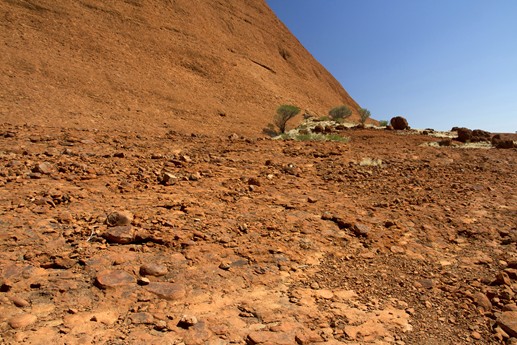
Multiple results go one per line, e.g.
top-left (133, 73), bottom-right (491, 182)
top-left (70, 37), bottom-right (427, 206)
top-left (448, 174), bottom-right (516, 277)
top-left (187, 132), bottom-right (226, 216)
top-left (266, 0), bottom-right (517, 132)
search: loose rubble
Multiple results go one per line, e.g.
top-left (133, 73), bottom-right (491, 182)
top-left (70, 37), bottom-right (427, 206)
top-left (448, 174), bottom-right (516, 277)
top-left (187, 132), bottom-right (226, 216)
top-left (0, 123), bottom-right (516, 344)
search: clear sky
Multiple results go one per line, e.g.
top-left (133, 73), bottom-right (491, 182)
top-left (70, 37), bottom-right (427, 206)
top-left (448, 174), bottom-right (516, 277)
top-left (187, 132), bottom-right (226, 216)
top-left (266, 0), bottom-right (517, 132)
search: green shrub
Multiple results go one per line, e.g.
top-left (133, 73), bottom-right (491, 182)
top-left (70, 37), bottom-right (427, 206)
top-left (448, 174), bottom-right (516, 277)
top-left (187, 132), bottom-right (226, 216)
top-left (274, 105), bottom-right (301, 133)
top-left (379, 120), bottom-right (388, 127)
top-left (329, 105), bottom-right (352, 121)
top-left (359, 108), bottom-right (371, 125)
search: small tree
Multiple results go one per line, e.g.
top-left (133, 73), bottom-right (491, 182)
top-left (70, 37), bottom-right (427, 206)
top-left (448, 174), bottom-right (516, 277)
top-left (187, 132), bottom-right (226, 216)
top-left (359, 108), bottom-right (371, 125)
top-left (329, 105), bottom-right (352, 121)
top-left (274, 104), bottom-right (300, 133)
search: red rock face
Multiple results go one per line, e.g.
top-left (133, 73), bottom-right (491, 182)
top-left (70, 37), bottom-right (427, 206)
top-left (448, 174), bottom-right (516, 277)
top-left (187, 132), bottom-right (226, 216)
top-left (0, 0), bottom-right (360, 136)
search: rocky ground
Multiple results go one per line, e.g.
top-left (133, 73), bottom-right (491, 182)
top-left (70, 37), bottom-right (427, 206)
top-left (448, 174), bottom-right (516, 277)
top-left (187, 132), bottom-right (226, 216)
top-left (0, 123), bottom-right (516, 344)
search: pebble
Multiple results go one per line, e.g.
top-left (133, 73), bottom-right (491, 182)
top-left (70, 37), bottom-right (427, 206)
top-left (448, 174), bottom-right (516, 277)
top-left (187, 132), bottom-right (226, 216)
top-left (95, 270), bottom-right (136, 289)
top-left (139, 263), bottom-right (168, 277)
top-left (8, 313), bottom-right (37, 329)
top-left (352, 223), bottom-right (370, 237)
top-left (177, 314), bottom-right (198, 329)
top-left (106, 211), bottom-right (133, 226)
top-left (472, 292), bottom-right (492, 311)
top-left (10, 295), bottom-right (31, 307)
top-left (145, 282), bottom-right (186, 300)
top-left (495, 272), bottom-right (512, 286)
top-left (129, 312), bottom-right (154, 325)
top-left (471, 331), bottom-right (481, 340)
top-left (161, 172), bottom-right (177, 185)
top-left (497, 311), bottom-right (517, 338)
top-left (33, 162), bottom-right (54, 174)
top-left (102, 225), bottom-right (135, 244)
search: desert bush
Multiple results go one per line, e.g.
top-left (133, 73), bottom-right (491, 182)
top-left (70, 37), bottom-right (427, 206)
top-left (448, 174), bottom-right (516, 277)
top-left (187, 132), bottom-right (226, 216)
top-left (379, 120), bottom-right (388, 127)
top-left (359, 108), bottom-right (371, 125)
top-left (274, 104), bottom-right (300, 133)
top-left (329, 105), bottom-right (352, 121)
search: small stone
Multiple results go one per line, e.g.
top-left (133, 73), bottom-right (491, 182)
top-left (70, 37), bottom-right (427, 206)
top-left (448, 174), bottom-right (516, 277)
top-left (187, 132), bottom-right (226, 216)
top-left (137, 277), bottom-right (151, 286)
top-left (177, 314), bottom-right (198, 329)
top-left (295, 330), bottom-right (324, 344)
top-left (247, 331), bottom-right (292, 344)
top-left (95, 270), bottom-right (136, 289)
top-left (352, 223), bottom-right (370, 237)
top-left (54, 257), bottom-right (76, 269)
top-left (504, 304), bottom-right (517, 312)
top-left (8, 313), bottom-right (37, 329)
top-left (472, 292), bottom-right (492, 311)
top-left (145, 282), bottom-right (186, 300)
top-left (418, 279), bottom-right (434, 289)
top-left (160, 172), bottom-right (177, 185)
top-left (497, 311), bottom-right (517, 338)
top-left (139, 263), bottom-right (168, 277)
top-left (130, 312), bottom-right (154, 325)
top-left (471, 331), bottom-right (481, 340)
top-left (248, 177), bottom-right (261, 186)
top-left (390, 245), bottom-right (405, 254)
top-left (106, 211), bottom-right (133, 227)
top-left (10, 296), bottom-right (30, 308)
top-left (102, 225), bottom-right (135, 244)
top-left (33, 162), bottom-right (54, 174)
top-left (219, 262), bottom-right (231, 271)
top-left (495, 272), bottom-right (512, 286)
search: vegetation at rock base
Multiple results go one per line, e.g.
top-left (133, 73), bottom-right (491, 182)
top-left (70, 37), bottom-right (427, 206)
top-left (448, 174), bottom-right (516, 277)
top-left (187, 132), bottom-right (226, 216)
top-left (359, 108), bottom-right (371, 125)
top-left (379, 120), bottom-right (389, 127)
top-left (279, 132), bottom-right (349, 143)
top-left (274, 104), bottom-right (301, 133)
top-left (329, 105), bottom-right (352, 121)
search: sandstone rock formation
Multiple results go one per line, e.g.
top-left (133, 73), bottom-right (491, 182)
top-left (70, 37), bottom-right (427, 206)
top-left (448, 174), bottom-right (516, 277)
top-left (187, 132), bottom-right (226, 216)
top-left (0, 0), bottom-right (360, 136)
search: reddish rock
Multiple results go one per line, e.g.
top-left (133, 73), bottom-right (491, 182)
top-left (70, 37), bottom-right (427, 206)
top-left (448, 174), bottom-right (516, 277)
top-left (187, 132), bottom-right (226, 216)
top-left (145, 282), bottom-right (186, 300)
top-left (8, 313), bottom-right (37, 329)
top-left (95, 270), bottom-right (136, 289)
top-left (139, 263), bottom-right (168, 277)
top-left (247, 331), bottom-right (293, 345)
top-left (497, 311), bottom-right (517, 337)
top-left (106, 211), bottom-right (133, 227)
top-left (10, 295), bottom-right (30, 308)
top-left (129, 312), bottom-right (154, 325)
top-left (32, 162), bottom-right (54, 174)
top-left (102, 225), bottom-right (135, 244)
top-left (472, 292), bottom-right (492, 311)
top-left (352, 223), bottom-right (370, 237)
top-left (390, 116), bottom-right (409, 130)
top-left (456, 127), bottom-right (472, 143)
top-left (471, 129), bottom-right (491, 142)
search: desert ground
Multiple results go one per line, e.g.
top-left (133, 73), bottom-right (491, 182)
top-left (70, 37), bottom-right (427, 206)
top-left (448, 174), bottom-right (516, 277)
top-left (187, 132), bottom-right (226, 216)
top-left (1, 122), bottom-right (516, 344)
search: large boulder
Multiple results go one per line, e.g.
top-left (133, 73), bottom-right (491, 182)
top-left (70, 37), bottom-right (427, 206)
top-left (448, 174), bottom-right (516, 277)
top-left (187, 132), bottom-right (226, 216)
top-left (455, 127), bottom-right (472, 143)
top-left (471, 129), bottom-right (491, 142)
top-left (390, 116), bottom-right (409, 130)
top-left (492, 134), bottom-right (515, 149)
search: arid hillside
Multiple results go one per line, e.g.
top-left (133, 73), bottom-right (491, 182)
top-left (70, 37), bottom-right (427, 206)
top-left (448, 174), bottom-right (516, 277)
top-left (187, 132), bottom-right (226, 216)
top-left (1, 0), bottom-right (360, 135)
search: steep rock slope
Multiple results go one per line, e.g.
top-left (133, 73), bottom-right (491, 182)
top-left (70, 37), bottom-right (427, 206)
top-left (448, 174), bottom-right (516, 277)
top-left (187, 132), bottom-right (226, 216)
top-left (1, 0), bottom-right (360, 135)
